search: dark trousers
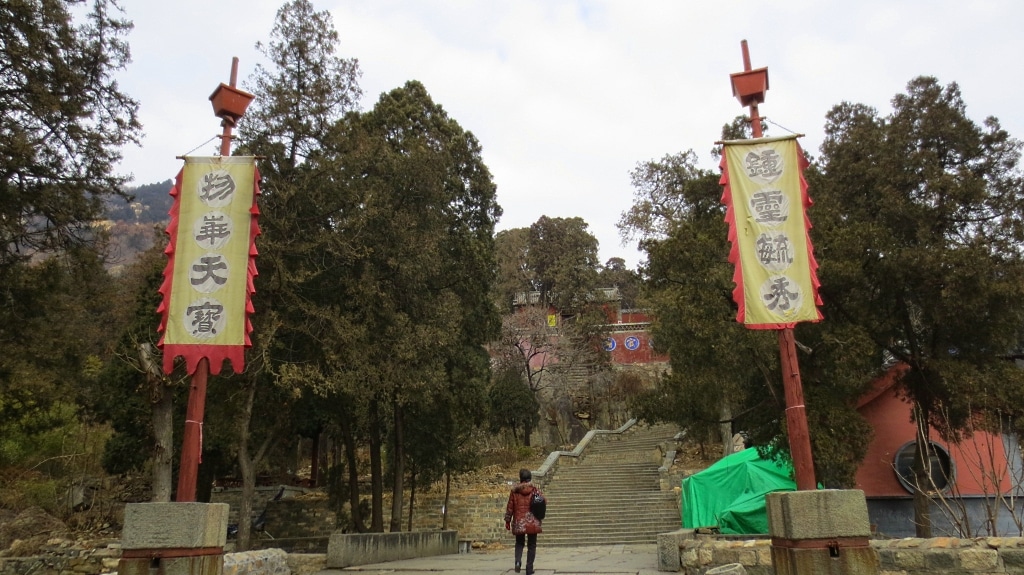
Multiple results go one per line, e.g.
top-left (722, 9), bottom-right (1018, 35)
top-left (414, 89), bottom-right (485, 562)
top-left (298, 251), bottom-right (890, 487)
top-left (515, 533), bottom-right (537, 572)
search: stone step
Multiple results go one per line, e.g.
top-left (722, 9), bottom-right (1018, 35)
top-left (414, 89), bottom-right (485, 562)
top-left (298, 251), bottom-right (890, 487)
top-left (541, 494), bottom-right (674, 505)
top-left (548, 474), bottom-right (659, 482)
top-left (550, 465), bottom-right (659, 474)
top-left (542, 521), bottom-right (679, 534)
top-left (544, 493), bottom-right (670, 503)
top-left (544, 472), bottom-right (663, 480)
top-left (541, 515), bottom-right (679, 529)
top-left (548, 468), bottom-right (660, 474)
top-left (554, 462), bottom-right (656, 470)
top-left (544, 483), bottom-right (663, 493)
top-left (544, 502), bottom-right (678, 514)
top-left (531, 422), bottom-right (682, 546)
top-left (542, 529), bottom-right (679, 546)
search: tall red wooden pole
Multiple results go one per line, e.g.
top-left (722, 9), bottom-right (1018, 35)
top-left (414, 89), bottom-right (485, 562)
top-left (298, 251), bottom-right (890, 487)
top-left (176, 57), bottom-right (242, 502)
top-left (735, 40), bottom-right (816, 491)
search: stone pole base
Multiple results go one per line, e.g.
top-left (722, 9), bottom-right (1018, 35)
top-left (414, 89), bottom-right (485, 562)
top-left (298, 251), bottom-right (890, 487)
top-left (766, 490), bottom-right (879, 575)
top-left (118, 503), bottom-right (229, 575)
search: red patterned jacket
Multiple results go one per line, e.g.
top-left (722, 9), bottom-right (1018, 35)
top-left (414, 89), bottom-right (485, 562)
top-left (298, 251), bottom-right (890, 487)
top-left (504, 481), bottom-right (543, 535)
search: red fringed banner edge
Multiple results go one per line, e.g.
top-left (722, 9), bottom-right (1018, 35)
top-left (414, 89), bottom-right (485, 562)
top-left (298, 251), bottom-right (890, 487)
top-left (156, 166), bottom-right (261, 375)
top-left (719, 142), bottom-right (822, 330)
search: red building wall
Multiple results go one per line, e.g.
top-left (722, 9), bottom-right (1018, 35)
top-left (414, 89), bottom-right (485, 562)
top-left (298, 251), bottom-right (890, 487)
top-left (855, 368), bottom-right (1012, 497)
top-left (603, 331), bottom-right (665, 364)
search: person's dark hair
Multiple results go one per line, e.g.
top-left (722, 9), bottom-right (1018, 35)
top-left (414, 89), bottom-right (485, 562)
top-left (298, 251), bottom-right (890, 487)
top-left (519, 468), bottom-right (532, 482)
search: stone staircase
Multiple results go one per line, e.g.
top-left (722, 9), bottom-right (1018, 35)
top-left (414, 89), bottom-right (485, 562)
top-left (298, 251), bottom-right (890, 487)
top-left (536, 422), bottom-right (682, 546)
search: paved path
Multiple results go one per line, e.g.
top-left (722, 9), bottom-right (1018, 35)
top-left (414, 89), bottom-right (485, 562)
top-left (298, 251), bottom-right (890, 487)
top-left (317, 544), bottom-right (664, 575)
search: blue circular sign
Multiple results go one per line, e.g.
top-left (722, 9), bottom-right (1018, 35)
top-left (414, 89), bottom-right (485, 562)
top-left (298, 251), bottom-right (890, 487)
top-left (624, 336), bottom-right (641, 351)
top-left (603, 337), bottom-right (616, 351)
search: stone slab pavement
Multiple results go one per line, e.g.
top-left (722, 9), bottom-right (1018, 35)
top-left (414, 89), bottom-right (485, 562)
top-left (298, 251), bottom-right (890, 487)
top-left (314, 544), bottom-right (664, 575)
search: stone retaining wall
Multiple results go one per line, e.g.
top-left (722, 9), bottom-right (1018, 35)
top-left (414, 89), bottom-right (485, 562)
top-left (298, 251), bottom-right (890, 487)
top-left (658, 530), bottom-right (1024, 574)
top-left (259, 498), bottom-right (336, 540)
top-left (251, 491), bottom-right (508, 545)
top-left (210, 486), bottom-right (311, 527)
top-left (407, 493), bottom-right (508, 543)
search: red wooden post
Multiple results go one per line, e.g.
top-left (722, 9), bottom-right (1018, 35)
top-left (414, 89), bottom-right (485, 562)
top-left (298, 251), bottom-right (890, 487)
top-left (176, 358), bottom-right (209, 501)
top-left (176, 57), bottom-right (245, 502)
top-left (731, 40), bottom-right (817, 491)
top-left (779, 328), bottom-right (816, 491)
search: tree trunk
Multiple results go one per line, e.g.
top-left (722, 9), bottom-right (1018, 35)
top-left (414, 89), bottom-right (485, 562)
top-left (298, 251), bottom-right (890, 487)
top-left (310, 431), bottom-right (321, 487)
top-left (151, 383), bottom-right (174, 502)
top-left (236, 381), bottom-right (258, 551)
top-left (442, 468), bottom-right (451, 530)
top-left (389, 401), bottom-right (405, 533)
top-left (912, 403), bottom-right (933, 538)
top-left (407, 463), bottom-right (417, 532)
top-left (236, 379), bottom-right (277, 551)
top-left (720, 400), bottom-right (733, 458)
top-left (340, 416), bottom-right (366, 532)
top-left (369, 399), bottom-right (385, 532)
top-left (139, 343), bottom-right (173, 502)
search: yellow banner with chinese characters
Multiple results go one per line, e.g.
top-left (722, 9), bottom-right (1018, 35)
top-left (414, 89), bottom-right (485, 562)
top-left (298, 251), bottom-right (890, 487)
top-left (720, 136), bottom-right (821, 328)
top-left (159, 156), bottom-right (258, 373)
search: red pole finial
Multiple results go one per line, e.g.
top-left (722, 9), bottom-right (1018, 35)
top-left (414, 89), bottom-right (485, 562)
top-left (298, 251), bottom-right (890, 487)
top-left (729, 40), bottom-right (766, 138)
top-left (208, 56), bottom-right (253, 156)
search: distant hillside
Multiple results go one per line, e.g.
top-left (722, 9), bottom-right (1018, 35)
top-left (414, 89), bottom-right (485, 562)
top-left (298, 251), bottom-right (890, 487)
top-left (103, 179), bottom-right (174, 271)
top-left (105, 179), bottom-right (174, 224)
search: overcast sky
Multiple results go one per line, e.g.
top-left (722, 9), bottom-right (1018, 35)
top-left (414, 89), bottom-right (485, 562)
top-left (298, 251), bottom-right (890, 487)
top-left (115, 0), bottom-right (1024, 269)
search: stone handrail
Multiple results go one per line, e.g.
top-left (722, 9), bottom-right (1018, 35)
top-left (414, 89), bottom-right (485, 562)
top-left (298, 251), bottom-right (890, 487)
top-left (531, 418), bottom-right (637, 484)
top-left (659, 431), bottom-right (686, 472)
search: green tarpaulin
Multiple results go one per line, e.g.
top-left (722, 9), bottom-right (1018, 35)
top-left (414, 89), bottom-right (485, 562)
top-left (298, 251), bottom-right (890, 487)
top-left (680, 447), bottom-right (795, 534)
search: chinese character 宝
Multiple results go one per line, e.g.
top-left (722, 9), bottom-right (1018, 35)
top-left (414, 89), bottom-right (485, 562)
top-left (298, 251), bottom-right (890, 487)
top-left (186, 301), bottom-right (225, 337)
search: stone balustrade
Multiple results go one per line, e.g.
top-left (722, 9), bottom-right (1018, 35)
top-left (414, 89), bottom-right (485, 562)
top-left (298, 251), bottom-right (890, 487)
top-left (658, 530), bottom-right (1024, 574)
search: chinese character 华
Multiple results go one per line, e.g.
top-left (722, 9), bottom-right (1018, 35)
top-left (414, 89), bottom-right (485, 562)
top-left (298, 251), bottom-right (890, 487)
top-left (195, 213), bottom-right (231, 248)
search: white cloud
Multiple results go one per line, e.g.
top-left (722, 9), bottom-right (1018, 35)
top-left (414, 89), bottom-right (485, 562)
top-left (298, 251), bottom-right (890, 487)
top-left (116, 0), bottom-right (1024, 269)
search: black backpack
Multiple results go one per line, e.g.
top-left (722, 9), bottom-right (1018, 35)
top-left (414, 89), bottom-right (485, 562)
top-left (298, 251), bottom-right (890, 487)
top-left (530, 490), bottom-right (546, 520)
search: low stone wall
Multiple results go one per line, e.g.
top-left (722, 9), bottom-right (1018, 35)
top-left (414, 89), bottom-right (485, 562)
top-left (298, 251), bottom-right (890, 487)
top-left (657, 531), bottom-right (773, 574)
top-left (283, 553), bottom-right (326, 575)
top-left (0, 546), bottom-right (120, 575)
top-left (658, 530), bottom-right (1024, 574)
top-left (872, 536), bottom-right (1024, 574)
top-left (325, 530), bottom-right (457, 568)
top-left (0, 547), bottom-right (325, 575)
top-left (223, 549), bottom-right (289, 575)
